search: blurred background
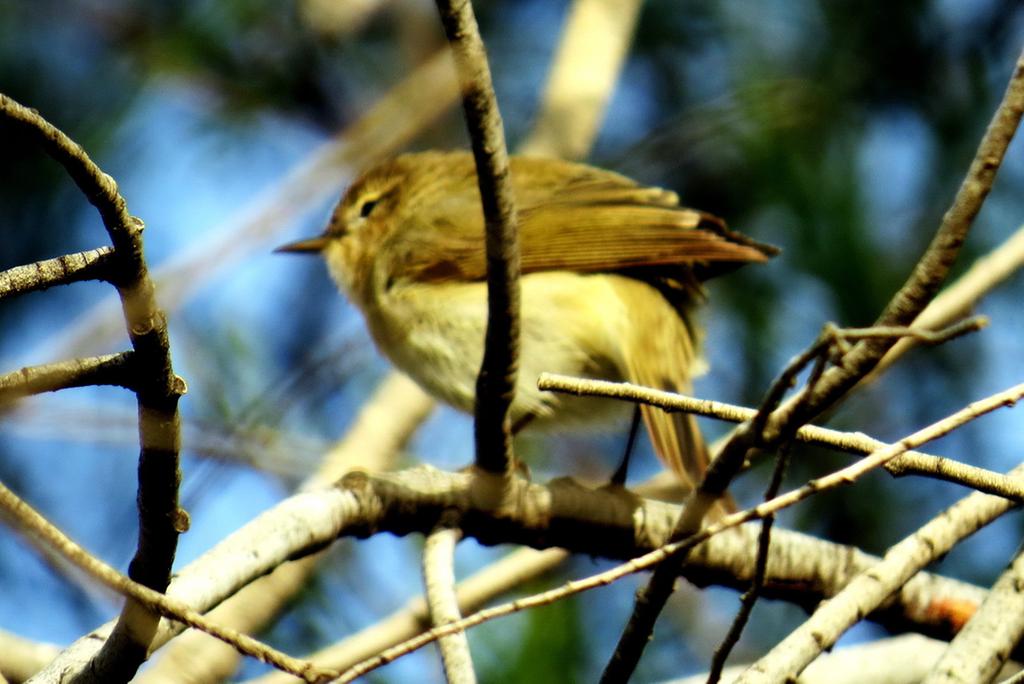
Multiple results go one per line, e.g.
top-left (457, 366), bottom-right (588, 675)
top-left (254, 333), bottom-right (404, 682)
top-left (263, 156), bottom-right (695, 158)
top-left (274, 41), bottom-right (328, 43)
top-left (1, 0), bottom-right (1023, 681)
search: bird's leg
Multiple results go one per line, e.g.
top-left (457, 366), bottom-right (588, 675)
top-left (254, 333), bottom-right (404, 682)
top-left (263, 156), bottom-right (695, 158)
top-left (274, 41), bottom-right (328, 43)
top-left (506, 413), bottom-right (537, 479)
top-left (511, 413), bottom-right (536, 435)
top-left (610, 404), bottom-right (643, 486)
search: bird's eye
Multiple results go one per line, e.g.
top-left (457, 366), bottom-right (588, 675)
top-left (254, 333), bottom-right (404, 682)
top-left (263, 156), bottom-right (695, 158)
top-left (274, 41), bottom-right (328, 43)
top-left (358, 198), bottom-right (378, 218)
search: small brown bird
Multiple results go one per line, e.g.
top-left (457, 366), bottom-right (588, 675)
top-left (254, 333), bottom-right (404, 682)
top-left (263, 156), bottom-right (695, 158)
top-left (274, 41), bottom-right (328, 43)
top-left (277, 151), bottom-right (776, 490)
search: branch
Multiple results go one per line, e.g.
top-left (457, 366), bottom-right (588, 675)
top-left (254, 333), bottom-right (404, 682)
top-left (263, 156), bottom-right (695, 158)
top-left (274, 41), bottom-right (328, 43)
top-left (22, 460), bottom-right (997, 682)
top-left (675, 635), bottom-right (997, 684)
top-left (1, 92), bottom-right (185, 681)
top-left (770, 48), bottom-right (1024, 430)
top-left (707, 445), bottom-right (791, 683)
top-left (242, 548), bottom-right (568, 684)
top-left (736, 463), bottom-right (1024, 683)
top-left (135, 372), bottom-right (432, 684)
top-left (422, 527), bottom-right (476, 683)
top-left (0, 479), bottom-right (335, 684)
top-left (652, 48), bottom-right (1024, 582)
top-left (538, 374), bottom-right (1024, 502)
top-left (867, 222), bottom-right (1024, 382)
top-left (0, 352), bottom-right (134, 407)
top-left (921, 545), bottom-right (1024, 683)
top-left (434, 0), bottom-right (521, 477)
top-left (0, 247), bottom-right (115, 299)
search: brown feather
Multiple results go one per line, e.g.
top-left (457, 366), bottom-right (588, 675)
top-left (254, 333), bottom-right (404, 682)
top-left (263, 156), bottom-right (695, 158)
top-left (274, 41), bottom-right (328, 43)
top-left (384, 152), bottom-right (777, 290)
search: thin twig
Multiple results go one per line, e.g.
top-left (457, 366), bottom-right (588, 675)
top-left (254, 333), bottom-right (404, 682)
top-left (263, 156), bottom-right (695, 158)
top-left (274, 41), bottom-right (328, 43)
top-left (242, 548), bottom-right (567, 684)
top-left (0, 247), bottom-right (115, 300)
top-left (433, 0), bottom-right (521, 478)
top-left (538, 373), bottom-right (1024, 502)
top-left (0, 352), bottom-right (135, 407)
top-left (707, 445), bottom-right (791, 683)
top-left (767, 49), bottom-right (1024, 436)
top-left (868, 223), bottom-right (1024, 382)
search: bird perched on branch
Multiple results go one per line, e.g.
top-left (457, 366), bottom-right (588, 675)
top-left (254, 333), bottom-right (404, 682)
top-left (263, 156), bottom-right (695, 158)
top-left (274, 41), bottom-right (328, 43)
top-left (278, 150), bottom-right (777, 490)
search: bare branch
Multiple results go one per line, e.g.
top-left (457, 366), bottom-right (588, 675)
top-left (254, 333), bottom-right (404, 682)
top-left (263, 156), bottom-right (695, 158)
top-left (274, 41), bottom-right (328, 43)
top-left (433, 0), bottom-right (521, 477)
top-left (774, 51), bottom-right (1024, 432)
top-left (0, 91), bottom-right (185, 680)
top-left (538, 374), bottom-right (1024, 502)
top-left (707, 445), bottom-right (791, 683)
top-left (136, 372), bottom-right (432, 684)
top-left (0, 352), bottom-right (134, 406)
top-left (20, 460), bottom-right (998, 683)
top-left (737, 463), bottom-right (1024, 683)
top-left (0, 247), bottom-right (115, 299)
top-left (922, 547), bottom-right (1024, 683)
top-left (867, 222), bottom-right (1024, 382)
top-left (423, 527), bottom-right (476, 683)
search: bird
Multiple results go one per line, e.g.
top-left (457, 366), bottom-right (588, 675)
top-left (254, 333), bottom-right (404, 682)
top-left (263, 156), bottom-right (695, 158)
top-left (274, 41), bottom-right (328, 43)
top-left (277, 150), bottom-right (776, 491)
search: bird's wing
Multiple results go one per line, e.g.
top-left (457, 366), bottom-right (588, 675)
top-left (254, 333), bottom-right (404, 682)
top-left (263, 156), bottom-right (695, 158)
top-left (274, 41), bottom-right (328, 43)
top-left (392, 155), bottom-right (777, 285)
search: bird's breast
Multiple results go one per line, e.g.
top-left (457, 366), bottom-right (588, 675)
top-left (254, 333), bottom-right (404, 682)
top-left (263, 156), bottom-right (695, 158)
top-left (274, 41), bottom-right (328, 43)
top-left (361, 272), bottom-right (648, 429)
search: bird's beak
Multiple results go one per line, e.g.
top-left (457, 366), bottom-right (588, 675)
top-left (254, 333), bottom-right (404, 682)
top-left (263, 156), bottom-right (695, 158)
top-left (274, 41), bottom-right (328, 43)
top-left (274, 235), bottom-right (330, 254)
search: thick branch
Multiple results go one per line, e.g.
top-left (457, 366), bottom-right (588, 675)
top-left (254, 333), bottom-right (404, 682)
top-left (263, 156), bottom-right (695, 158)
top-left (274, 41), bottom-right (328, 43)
top-left (25, 463), bottom-right (997, 682)
top-left (922, 545), bottom-right (1024, 683)
top-left (434, 0), bottom-right (521, 477)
